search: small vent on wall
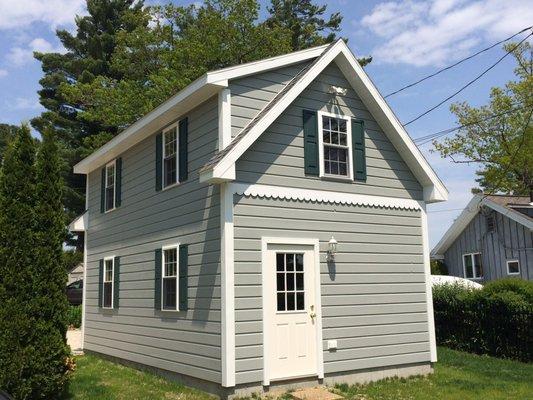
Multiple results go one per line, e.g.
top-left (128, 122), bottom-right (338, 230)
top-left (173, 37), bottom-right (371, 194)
top-left (485, 213), bottom-right (495, 232)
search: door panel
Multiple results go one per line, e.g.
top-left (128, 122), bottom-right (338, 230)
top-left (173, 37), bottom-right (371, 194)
top-left (265, 245), bottom-right (318, 381)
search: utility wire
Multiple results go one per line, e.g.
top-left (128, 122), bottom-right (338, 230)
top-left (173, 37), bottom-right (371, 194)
top-left (403, 31), bottom-right (533, 127)
top-left (384, 26), bottom-right (533, 98)
top-left (413, 105), bottom-right (527, 146)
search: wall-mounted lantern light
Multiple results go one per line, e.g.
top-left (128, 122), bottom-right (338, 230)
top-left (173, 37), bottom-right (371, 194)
top-left (327, 236), bottom-right (338, 261)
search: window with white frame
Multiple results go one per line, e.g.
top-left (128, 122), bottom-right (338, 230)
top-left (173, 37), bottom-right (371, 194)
top-left (163, 127), bottom-right (178, 188)
top-left (105, 161), bottom-right (116, 211)
top-left (162, 245), bottom-right (179, 311)
top-left (507, 260), bottom-right (520, 275)
top-left (318, 112), bottom-right (352, 179)
top-left (103, 258), bottom-right (114, 308)
top-left (463, 253), bottom-right (483, 279)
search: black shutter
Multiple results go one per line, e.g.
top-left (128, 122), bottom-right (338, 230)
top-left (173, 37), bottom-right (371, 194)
top-left (115, 158), bottom-right (122, 207)
top-left (155, 133), bottom-right (163, 191)
top-left (154, 249), bottom-right (162, 310)
top-left (179, 118), bottom-right (188, 182)
top-left (100, 168), bottom-right (106, 213)
top-left (179, 245), bottom-right (188, 311)
top-left (303, 110), bottom-right (319, 176)
top-left (98, 259), bottom-right (104, 308)
top-left (352, 119), bottom-right (367, 181)
top-left (113, 256), bottom-right (120, 309)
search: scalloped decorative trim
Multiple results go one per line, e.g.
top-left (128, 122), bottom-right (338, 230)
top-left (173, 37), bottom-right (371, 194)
top-left (231, 183), bottom-right (422, 210)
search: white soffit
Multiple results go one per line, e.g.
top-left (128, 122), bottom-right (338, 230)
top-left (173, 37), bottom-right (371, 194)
top-left (232, 183), bottom-right (422, 211)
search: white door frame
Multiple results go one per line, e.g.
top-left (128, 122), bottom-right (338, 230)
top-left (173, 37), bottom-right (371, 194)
top-left (261, 237), bottom-right (324, 386)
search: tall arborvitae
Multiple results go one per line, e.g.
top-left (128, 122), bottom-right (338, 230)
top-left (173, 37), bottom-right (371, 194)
top-left (30, 129), bottom-right (71, 399)
top-left (0, 126), bottom-right (37, 399)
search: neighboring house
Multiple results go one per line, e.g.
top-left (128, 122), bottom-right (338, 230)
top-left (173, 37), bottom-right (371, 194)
top-left (68, 213), bottom-right (87, 285)
top-left (431, 194), bottom-right (533, 282)
top-left (73, 40), bottom-right (448, 397)
top-left (67, 263), bottom-right (84, 285)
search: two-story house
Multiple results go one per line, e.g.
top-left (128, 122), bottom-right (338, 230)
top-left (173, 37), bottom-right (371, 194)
top-left (432, 194), bottom-right (533, 282)
top-left (73, 40), bottom-right (448, 398)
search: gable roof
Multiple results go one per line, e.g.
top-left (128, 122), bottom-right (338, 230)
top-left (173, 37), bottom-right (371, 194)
top-left (431, 194), bottom-right (533, 257)
top-left (73, 44), bottom-right (328, 174)
top-left (199, 39), bottom-right (448, 203)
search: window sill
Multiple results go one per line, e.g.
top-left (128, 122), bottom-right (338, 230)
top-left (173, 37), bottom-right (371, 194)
top-left (160, 308), bottom-right (181, 313)
top-left (320, 175), bottom-right (354, 183)
top-left (162, 181), bottom-right (181, 192)
top-left (507, 272), bottom-right (521, 276)
top-left (104, 207), bottom-right (117, 214)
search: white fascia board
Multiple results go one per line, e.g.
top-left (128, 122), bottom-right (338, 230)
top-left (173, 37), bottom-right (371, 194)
top-left (231, 182), bottom-right (422, 211)
top-left (211, 41), bottom-right (345, 178)
top-left (333, 46), bottom-right (448, 204)
top-left (205, 44), bottom-right (328, 84)
top-left (68, 212), bottom-right (87, 232)
top-left (483, 198), bottom-right (533, 231)
top-left (74, 77), bottom-right (227, 174)
top-left (430, 195), bottom-right (481, 257)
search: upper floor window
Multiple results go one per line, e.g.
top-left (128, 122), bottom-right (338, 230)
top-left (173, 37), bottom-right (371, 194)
top-left (318, 112), bottom-right (353, 179)
top-left (103, 257), bottom-right (114, 308)
top-left (507, 260), bottom-right (520, 275)
top-left (463, 253), bottom-right (483, 279)
top-left (105, 160), bottom-right (116, 212)
top-left (163, 127), bottom-right (178, 188)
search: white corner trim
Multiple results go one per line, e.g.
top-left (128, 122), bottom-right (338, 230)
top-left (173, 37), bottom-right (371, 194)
top-left (81, 180), bottom-right (89, 350)
top-left (231, 183), bottom-right (422, 210)
top-left (221, 183), bottom-right (235, 387)
top-left (218, 88), bottom-right (232, 150)
top-left (419, 203), bottom-right (437, 363)
top-left (260, 237), bottom-right (323, 385)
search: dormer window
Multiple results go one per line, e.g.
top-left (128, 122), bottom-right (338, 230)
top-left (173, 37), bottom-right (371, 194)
top-left (318, 112), bottom-right (353, 180)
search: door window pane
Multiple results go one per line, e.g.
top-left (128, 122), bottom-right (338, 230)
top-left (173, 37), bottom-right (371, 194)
top-left (275, 252), bottom-right (305, 312)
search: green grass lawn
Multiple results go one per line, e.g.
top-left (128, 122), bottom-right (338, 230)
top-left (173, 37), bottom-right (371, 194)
top-left (66, 348), bottom-right (533, 400)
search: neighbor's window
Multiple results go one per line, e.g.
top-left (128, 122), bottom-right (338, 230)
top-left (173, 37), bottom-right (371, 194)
top-left (463, 253), bottom-right (483, 279)
top-left (507, 260), bottom-right (520, 275)
top-left (103, 258), bottom-right (114, 308)
top-left (319, 113), bottom-right (352, 178)
top-left (162, 246), bottom-right (179, 311)
top-left (163, 127), bottom-right (178, 188)
top-left (105, 160), bottom-right (116, 212)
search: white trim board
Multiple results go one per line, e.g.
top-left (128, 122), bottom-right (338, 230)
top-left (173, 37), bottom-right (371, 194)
top-left (230, 182), bottom-right (422, 211)
top-left (431, 194), bottom-right (533, 257)
top-left (201, 40), bottom-right (447, 204)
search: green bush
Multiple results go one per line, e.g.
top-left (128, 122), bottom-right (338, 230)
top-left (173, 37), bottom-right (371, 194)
top-left (433, 280), bottom-right (533, 362)
top-left (67, 306), bottom-right (82, 329)
top-left (430, 259), bottom-right (448, 275)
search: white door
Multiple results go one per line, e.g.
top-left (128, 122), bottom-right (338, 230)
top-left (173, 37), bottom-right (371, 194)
top-left (265, 243), bottom-right (318, 381)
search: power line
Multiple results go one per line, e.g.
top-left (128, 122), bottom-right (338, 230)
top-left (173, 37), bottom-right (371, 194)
top-left (403, 31), bottom-right (533, 127)
top-left (384, 26), bottom-right (533, 98)
top-left (413, 105), bottom-right (527, 146)
top-left (428, 208), bottom-right (465, 213)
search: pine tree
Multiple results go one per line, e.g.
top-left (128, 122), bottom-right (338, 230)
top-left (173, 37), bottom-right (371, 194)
top-left (0, 123), bottom-right (19, 163)
top-left (31, 0), bottom-right (146, 221)
top-left (30, 128), bottom-right (71, 399)
top-left (0, 126), bottom-right (37, 399)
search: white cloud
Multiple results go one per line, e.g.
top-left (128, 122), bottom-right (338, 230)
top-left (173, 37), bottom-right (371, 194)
top-left (6, 37), bottom-right (65, 66)
top-left (10, 97), bottom-right (41, 110)
top-left (360, 0), bottom-right (533, 67)
top-left (0, 69), bottom-right (7, 77)
top-left (0, 0), bottom-right (85, 30)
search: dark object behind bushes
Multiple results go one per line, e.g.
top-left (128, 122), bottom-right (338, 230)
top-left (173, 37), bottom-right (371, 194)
top-left (68, 306), bottom-right (82, 329)
top-left (433, 279), bottom-right (532, 362)
top-left (431, 259), bottom-right (448, 275)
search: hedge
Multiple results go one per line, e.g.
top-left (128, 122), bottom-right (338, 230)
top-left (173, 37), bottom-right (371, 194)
top-left (433, 278), bottom-right (533, 362)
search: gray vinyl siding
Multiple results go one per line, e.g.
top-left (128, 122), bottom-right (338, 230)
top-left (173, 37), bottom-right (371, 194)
top-left (233, 195), bottom-right (431, 385)
top-left (230, 61), bottom-right (312, 138)
top-left (84, 96), bottom-right (222, 383)
top-left (444, 210), bottom-right (533, 282)
top-left (232, 62), bottom-right (423, 200)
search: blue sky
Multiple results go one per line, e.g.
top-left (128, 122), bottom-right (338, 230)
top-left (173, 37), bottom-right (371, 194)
top-left (0, 0), bottom-right (531, 247)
